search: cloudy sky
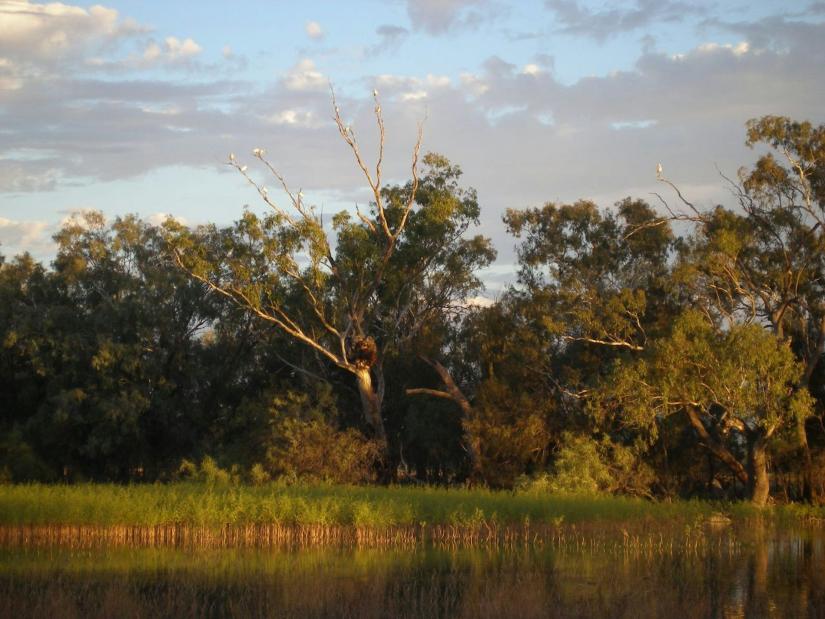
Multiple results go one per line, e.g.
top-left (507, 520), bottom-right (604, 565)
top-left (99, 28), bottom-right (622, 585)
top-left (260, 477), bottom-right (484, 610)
top-left (1, 0), bottom-right (823, 290)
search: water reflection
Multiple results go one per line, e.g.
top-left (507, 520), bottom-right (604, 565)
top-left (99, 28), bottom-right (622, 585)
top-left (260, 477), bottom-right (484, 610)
top-left (2, 530), bottom-right (825, 618)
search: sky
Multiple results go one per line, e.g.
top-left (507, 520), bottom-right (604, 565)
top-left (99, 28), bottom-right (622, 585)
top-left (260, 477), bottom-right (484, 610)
top-left (1, 0), bottom-right (824, 293)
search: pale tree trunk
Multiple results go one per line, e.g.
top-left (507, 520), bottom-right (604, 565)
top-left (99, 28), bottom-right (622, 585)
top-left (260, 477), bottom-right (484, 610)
top-left (747, 432), bottom-right (771, 507)
top-left (354, 367), bottom-right (386, 444)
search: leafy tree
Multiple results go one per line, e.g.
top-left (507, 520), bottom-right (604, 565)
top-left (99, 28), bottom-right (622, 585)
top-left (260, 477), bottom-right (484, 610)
top-left (406, 294), bottom-right (557, 486)
top-left (669, 115), bottom-right (825, 500)
top-left (505, 198), bottom-right (676, 393)
top-left (17, 213), bottom-right (220, 479)
top-left (167, 99), bottom-right (494, 464)
top-left (598, 310), bottom-right (812, 505)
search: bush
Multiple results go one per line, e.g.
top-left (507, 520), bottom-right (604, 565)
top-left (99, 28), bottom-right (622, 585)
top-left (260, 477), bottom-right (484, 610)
top-left (266, 418), bottom-right (380, 484)
top-left (467, 378), bottom-right (552, 487)
top-left (175, 456), bottom-right (237, 485)
top-left (521, 433), bottom-right (654, 497)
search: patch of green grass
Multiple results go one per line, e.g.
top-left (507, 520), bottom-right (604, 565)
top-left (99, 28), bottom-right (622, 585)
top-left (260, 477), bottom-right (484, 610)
top-left (0, 482), bottom-right (821, 528)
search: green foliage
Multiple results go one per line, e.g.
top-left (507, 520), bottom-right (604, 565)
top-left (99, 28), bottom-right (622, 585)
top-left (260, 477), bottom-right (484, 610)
top-left (600, 310), bottom-right (812, 436)
top-left (267, 418), bottom-right (380, 484)
top-left (466, 378), bottom-right (552, 488)
top-left (0, 482), bottom-right (751, 528)
top-left (533, 433), bottom-right (654, 497)
top-left (0, 429), bottom-right (55, 483)
top-left (176, 456), bottom-right (237, 485)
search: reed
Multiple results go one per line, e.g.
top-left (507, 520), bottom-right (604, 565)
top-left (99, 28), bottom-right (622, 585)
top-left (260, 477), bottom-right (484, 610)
top-left (0, 482), bottom-right (730, 526)
top-left (0, 482), bottom-right (820, 550)
top-left (0, 520), bottom-right (745, 556)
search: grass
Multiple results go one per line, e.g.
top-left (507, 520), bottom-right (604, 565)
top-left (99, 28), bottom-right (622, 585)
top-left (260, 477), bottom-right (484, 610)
top-left (0, 482), bottom-right (742, 527)
top-left (0, 482), bottom-right (822, 549)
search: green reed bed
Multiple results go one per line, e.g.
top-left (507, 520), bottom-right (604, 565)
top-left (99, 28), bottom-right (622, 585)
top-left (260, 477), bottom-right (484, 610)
top-left (0, 483), bottom-right (729, 528)
top-left (0, 483), bottom-right (821, 550)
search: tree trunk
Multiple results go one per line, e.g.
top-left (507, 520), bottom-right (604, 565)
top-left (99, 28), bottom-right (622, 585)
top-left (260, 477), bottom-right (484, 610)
top-left (685, 407), bottom-right (749, 486)
top-left (748, 433), bottom-right (771, 507)
top-left (354, 367), bottom-right (386, 444)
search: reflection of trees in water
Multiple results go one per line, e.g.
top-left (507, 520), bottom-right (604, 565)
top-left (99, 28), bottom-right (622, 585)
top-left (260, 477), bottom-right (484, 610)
top-left (3, 537), bottom-right (825, 618)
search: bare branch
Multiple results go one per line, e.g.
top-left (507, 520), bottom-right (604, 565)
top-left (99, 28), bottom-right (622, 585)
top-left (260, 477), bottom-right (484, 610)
top-left (562, 334), bottom-right (644, 351)
top-left (406, 387), bottom-right (454, 400)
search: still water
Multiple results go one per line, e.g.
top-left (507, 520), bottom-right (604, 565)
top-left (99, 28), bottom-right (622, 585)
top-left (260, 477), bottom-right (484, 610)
top-left (2, 528), bottom-right (825, 618)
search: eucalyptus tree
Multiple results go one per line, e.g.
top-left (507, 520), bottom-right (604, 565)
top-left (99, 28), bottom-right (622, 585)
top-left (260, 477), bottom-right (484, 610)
top-left (31, 212), bottom-right (216, 479)
top-left (458, 199), bottom-right (676, 490)
top-left (504, 198), bottom-right (677, 395)
top-left (168, 97), bottom-right (495, 454)
top-left (404, 296), bottom-right (555, 485)
top-left (668, 116), bottom-right (825, 500)
top-left (598, 310), bottom-right (812, 505)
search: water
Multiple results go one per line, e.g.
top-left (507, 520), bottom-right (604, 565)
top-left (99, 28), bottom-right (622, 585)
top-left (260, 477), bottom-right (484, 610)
top-left (2, 529), bottom-right (825, 618)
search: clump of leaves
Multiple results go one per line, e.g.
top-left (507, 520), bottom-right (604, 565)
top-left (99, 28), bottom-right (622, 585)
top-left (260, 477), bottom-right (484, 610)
top-left (267, 418), bottom-right (381, 484)
top-left (517, 433), bottom-right (654, 497)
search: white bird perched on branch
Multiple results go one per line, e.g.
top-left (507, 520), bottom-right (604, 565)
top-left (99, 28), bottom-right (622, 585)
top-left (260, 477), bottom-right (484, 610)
top-left (656, 162), bottom-right (663, 178)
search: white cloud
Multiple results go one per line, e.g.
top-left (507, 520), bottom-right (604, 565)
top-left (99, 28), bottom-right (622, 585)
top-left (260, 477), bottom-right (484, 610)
top-left (400, 90), bottom-right (427, 101)
top-left (0, 1), bottom-right (141, 66)
top-left (264, 109), bottom-right (319, 127)
top-left (0, 216), bottom-right (56, 259)
top-left (697, 41), bottom-right (750, 56)
top-left (0, 217), bottom-right (49, 246)
top-left (459, 72), bottom-right (489, 95)
top-left (426, 74), bottom-right (451, 88)
top-left (305, 21), bottom-right (323, 39)
top-left (373, 73), bottom-right (450, 100)
top-left (466, 295), bottom-right (494, 307)
top-left (58, 208), bottom-right (100, 229)
top-left (140, 104), bottom-right (181, 116)
top-left (0, 1), bottom-right (203, 77)
top-left (545, 0), bottom-right (707, 42)
top-left (147, 212), bottom-right (187, 226)
top-left (164, 36), bottom-right (202, 59)
top-left (142, 41), bottom-right (162, 62)
top-left (0, 57), bottom-right (22, 90)
top-left (282, 58), bottom-right (326, 91)
top-left (139, 37), bottom-right (202, 66)
top-left (1, 4), bottom-right (824, 270)
top-left (370, 24), bottom-right (409, 54)
top-left (611, 119), bottom-right (657, 130)
top-left (0, 160), bottom-right (60, 192)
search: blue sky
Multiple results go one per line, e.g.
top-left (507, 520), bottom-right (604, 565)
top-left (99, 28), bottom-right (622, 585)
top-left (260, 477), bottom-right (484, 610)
top-left (1, 0), bottom-right (824, 291)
